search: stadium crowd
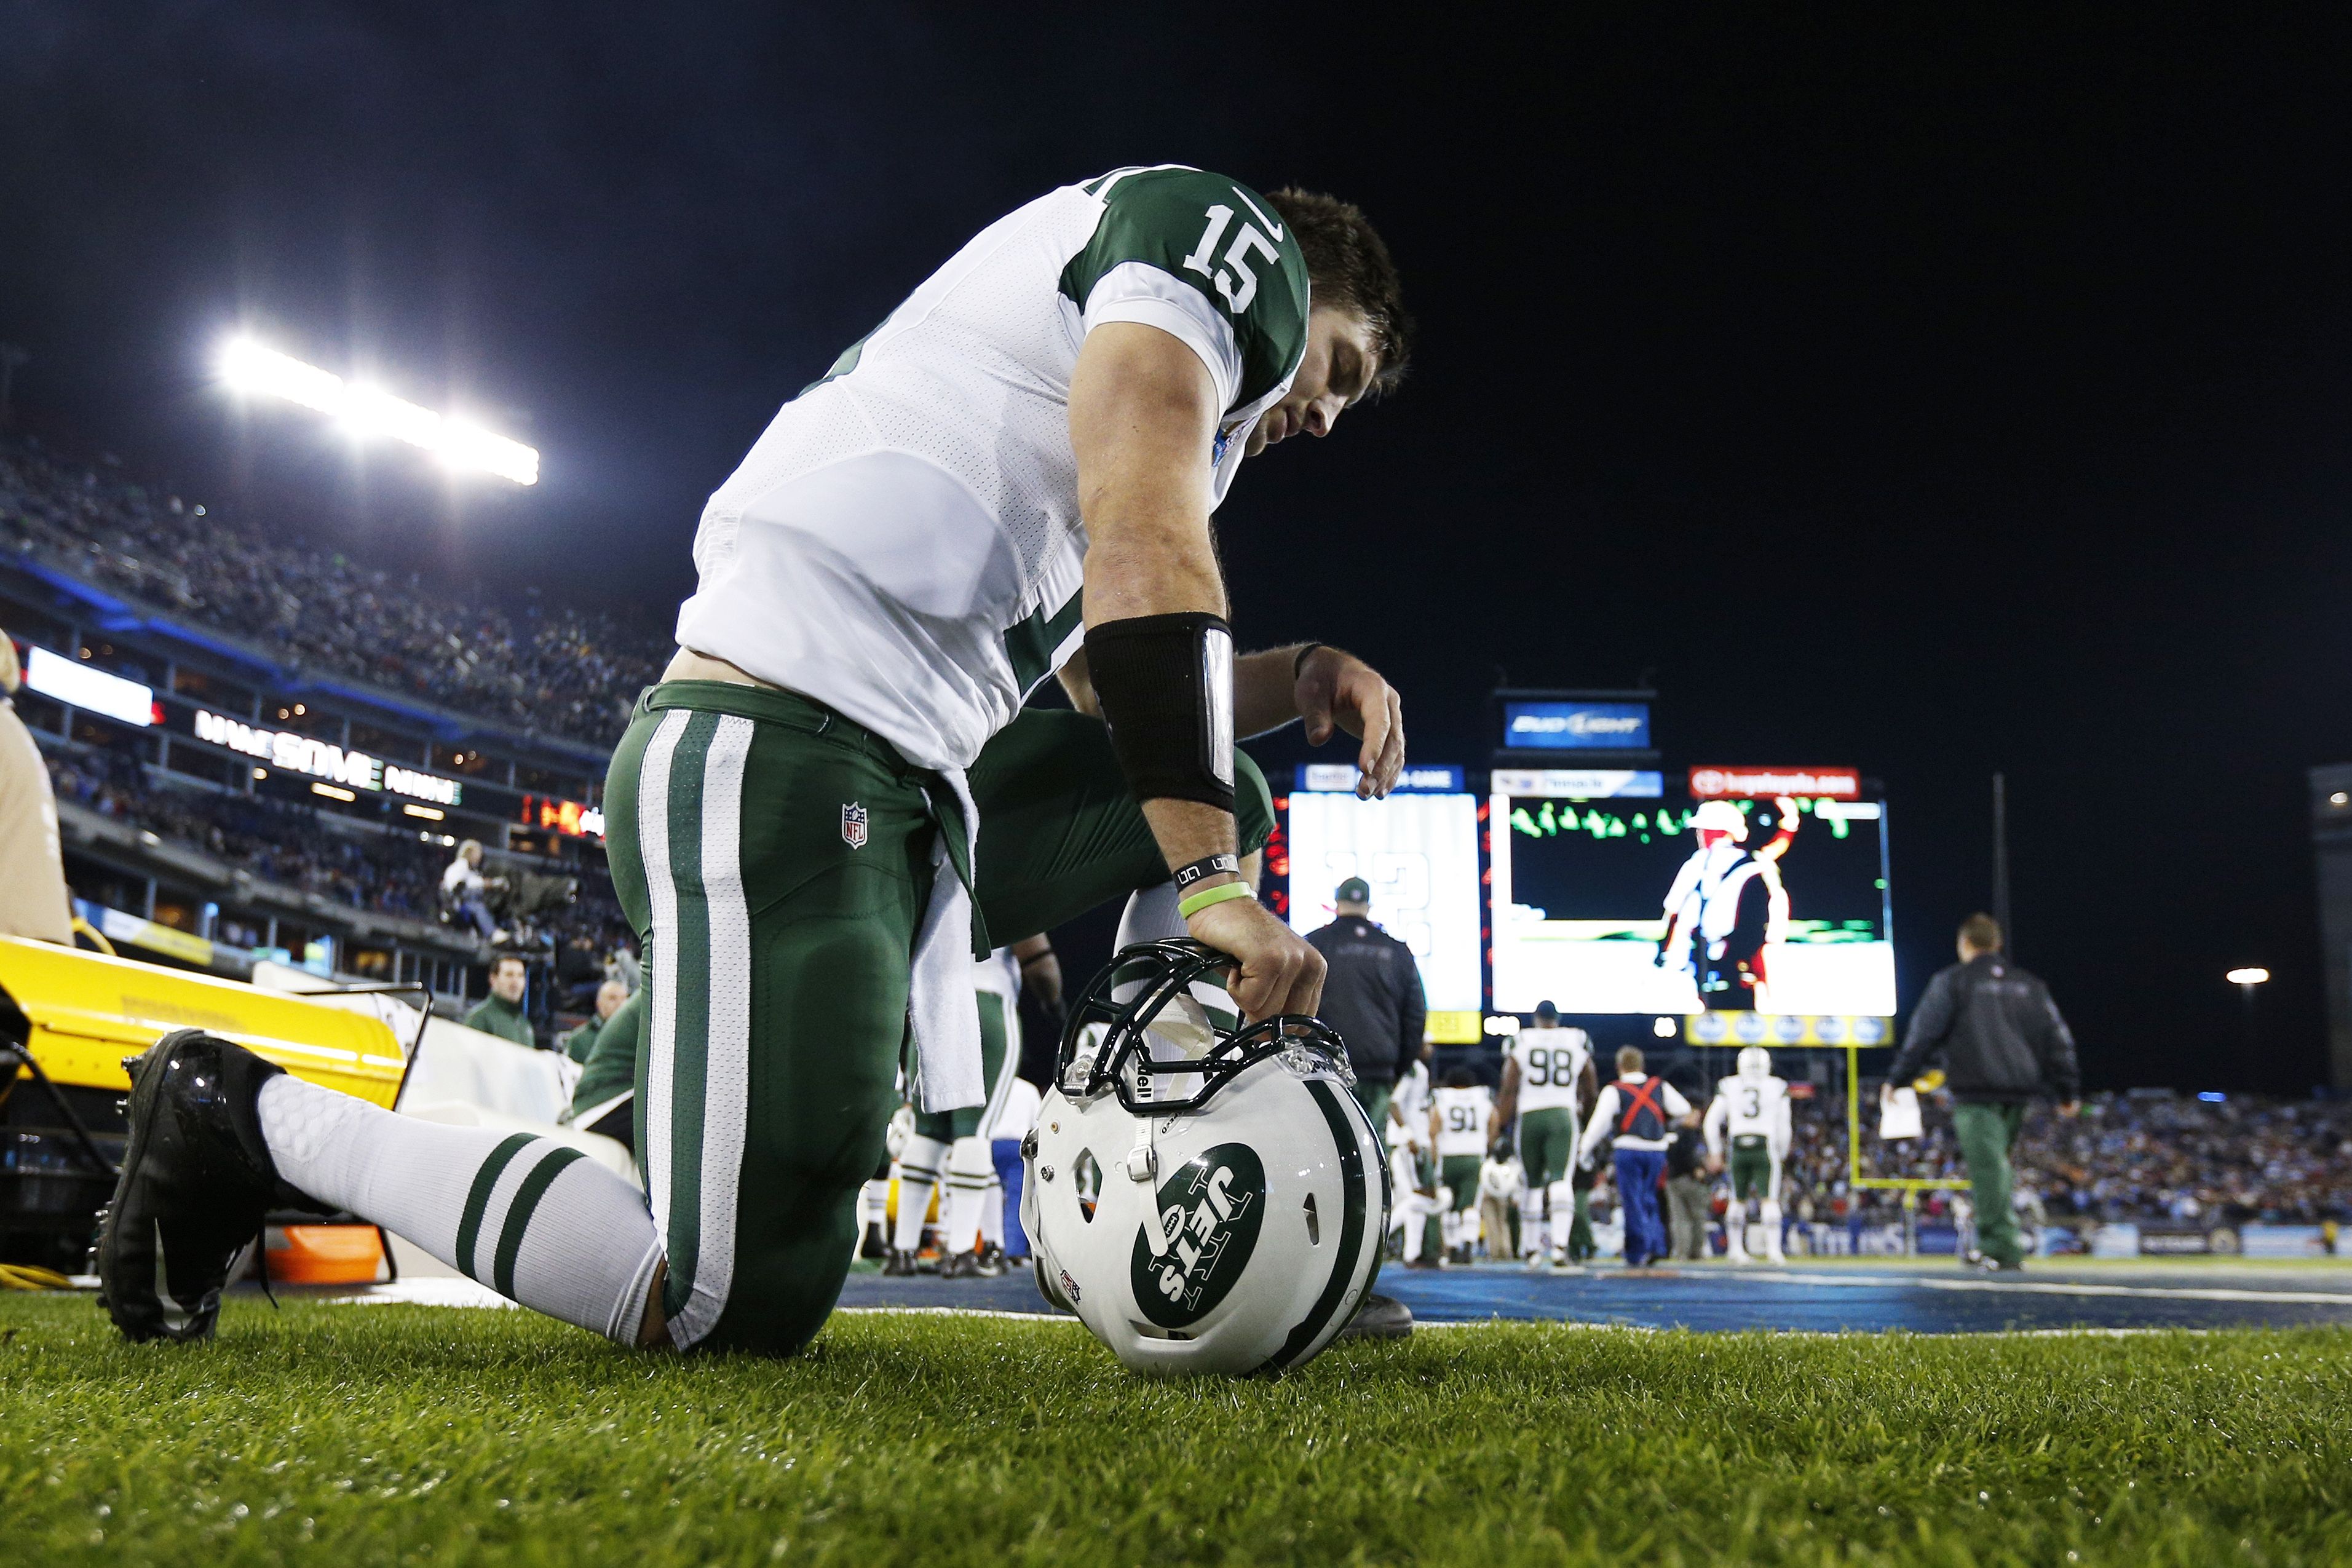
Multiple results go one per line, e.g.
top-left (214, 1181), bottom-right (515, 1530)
top-left (45, 750), bottom-right (628, 946)
top-left (1770, 1089), bottom-right (2352, 1229)
top-left (0, 433), bottom-right (668, 747)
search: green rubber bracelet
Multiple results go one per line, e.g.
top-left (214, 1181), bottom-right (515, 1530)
top-left (1177, 881), bottom-right (1255, 921)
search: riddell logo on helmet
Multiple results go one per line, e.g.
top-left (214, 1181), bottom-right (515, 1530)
top-left (1131, 1144), bottom-right (1265, 1329)
top-left (1059, 1269), bottom-right (1083, 1304)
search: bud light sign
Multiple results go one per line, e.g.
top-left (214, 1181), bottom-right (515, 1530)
top-left (1503, 700), bottom-right (1650, 751)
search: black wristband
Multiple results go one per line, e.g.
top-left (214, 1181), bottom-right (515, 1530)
top-left (1292, 642), bottom-right (1326, 678)
top-left (1083, 612), bottom-right (1238, 814)
top-left (1171, 852), bottom-right (1240, 890)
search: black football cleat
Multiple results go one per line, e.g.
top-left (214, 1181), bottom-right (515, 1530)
top-left (938, 1248), bottom-right (982, 1280)
top-left (973, 1241), bottom-right (1008, 1278)
top-left (95, 1029), bottom-right (295, 1343)
top-left (859, 1221), bottom-right (889, 1261)
top-left (881, 1248), bottom-right (921, 1278)
top-left (1337, 1291), bottom-right (1414, 1342)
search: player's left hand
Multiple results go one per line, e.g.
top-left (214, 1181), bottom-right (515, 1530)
top-left (1296, 646), bottom-right (1404, 799)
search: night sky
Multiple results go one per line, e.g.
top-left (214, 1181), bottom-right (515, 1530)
top-left (6, 8), bottom-right (2351, 1091)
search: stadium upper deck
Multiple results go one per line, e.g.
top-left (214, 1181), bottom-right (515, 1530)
top-left (0, 430), bottom-right (639, 993)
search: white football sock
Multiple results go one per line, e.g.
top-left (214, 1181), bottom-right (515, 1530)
top-left (1725, 1200), bottom-right (1750, 1261)
top-left (1519, 1189), bottom-right (1548, 1257)
top-left (894, 1134), bottom-right (946, 1253)
top-left (938, 1135), bottom-right (994, 1257)
top-left (980, 1173), bottom-right (1005, 1249)
top-left (1117, 881), bottom-right (1185, 946)
top-left (861, 1177), bottom-right (890, 1230)
top-left (258, 1075), bottom-right (661, 1343)
top-left (1761, 1198), bottom-right (1786, 1261)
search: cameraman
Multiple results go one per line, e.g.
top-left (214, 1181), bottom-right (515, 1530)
top-left (441, 840), bottom-right (499, 941)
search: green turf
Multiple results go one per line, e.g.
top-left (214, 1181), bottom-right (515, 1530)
top-left (4, 1296), bottom-right (2350, 1566)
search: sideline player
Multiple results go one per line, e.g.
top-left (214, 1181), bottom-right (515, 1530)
top-left (1703, 1046), bottom-right (1791, 1264)
top-left (887, 947), bottom-right (1027, 1278)
top-left (1491, 1000), bottom-right (1596, 1269)
top-left (98, 165), bottom-right (1414, 1355)
top-left (1429, 1068), bottom-right (1494, 1266)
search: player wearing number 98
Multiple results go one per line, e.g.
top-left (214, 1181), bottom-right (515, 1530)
top-left (1492, 1002), bottom-right (1598, 1269)
top-left (95, 166), bottom-right (1416, 1368)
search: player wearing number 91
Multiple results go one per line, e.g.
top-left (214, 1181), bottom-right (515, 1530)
top-left (94, 166), bottom-right (1416, 1372)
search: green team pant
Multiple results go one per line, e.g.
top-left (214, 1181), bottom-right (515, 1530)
top-left (1352, 1082), bottom-right (1393, 1155)
top-left (1954, 1101), bottom-right (2027, 1267)
top-left (1516, 1107), bottom-right (1578, 1187)
top-left (1729, 1134), bottom-right (1778, 1202)
top-left (1439, 1154), bottom-right (1483, 1214)
top-left (912, 988), bottom-right (1015, 1142)
top-left (603, 681), bottom-right (1272, 1355)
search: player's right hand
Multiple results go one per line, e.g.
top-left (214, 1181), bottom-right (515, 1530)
top-left (1186, 892), bottom-right (1326, 1021)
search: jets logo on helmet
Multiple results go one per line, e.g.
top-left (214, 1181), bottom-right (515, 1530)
top-left (1023, 940), bottom-right (1385, 1376)
top-left (1132, 1143), bottom-right (1265, 1327)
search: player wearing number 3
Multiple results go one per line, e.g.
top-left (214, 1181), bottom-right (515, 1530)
top-left (97, 165), bottom-right (1416, 1361)
top-left (1703, 1046), bottom-right (1792, 1264)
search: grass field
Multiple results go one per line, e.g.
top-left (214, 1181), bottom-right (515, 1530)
top-left (4, 1295), bottom-right (2350, 1566)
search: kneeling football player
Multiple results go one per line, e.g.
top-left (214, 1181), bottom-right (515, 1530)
top-left (96, 165), bottom-right (1413, 1361)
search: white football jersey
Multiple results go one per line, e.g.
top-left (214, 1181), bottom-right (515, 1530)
top-left (1711, 1074), bottom-right (1791, 1154)
top-left (676, 166), bottom-right (1311, 772)
top-left (1432, 1085), bottom-right (1493, 1157)
top-left (1507, 1027), bottom-right (1591, 1114)
top-left (1391, 1059), bottom-right (1431, 1132)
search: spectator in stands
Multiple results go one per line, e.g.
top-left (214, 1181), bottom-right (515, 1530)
top-left (564, 978), bottom-right (630, 1064)
top-left (441, 840), bottom-right (497, 940)
top-left (1883, 913), bottom-right (2080, 1272)
top-left (0, 630), bottom-right (72, 942)
top-left (556, 930), bottom-right (604, 1012)
top-left (464, 954), bottom-right (537, 1048)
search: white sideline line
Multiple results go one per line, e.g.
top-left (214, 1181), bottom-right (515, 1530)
top-left (1745, 1270), bottom-right (2352, 1306)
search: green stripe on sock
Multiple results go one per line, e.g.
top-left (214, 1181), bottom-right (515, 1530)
top-left (454, 1134), bottom-right (537, 1283)
top-left (493, 1147), bottom-right (587, 1301)
top-left (661, 710), bottom-right (719, 1322)
top-left (1264, 1080), bottom-right (1372, 1373)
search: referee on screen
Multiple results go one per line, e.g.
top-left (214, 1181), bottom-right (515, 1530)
top-left (1883, 913), bottom-right (2080, 1272)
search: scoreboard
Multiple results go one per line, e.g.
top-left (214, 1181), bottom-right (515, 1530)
top-left (1281, 774), bottom-right (1481, 1016)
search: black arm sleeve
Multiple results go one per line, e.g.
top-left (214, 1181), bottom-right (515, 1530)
top-left (1082, 612), bottom-right (1237, 814)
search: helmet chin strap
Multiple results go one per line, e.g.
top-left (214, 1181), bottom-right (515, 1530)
top-left (1127, 1114), bottom-right (1172, 1258)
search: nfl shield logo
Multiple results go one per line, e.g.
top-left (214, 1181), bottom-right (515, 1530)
top-left (841, 802), bottom-right (868, 849)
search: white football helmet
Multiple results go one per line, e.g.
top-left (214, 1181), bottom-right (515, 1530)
top-left (1736, 1045), bottom-right (1772, 1079)
top-left (1023, 940), bottom-right (1387, 1377)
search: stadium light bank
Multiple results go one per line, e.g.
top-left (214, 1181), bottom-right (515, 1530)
top-left (218, 336), bottom-right (539, 486)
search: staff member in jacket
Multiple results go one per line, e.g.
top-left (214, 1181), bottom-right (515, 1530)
top-left (1883, 913), bottom-right (2080, 1272)
top-left (1578, 1045), bottom-right (1698, 1268)
top-left (1307, 875), bottom-right (1428, 1143)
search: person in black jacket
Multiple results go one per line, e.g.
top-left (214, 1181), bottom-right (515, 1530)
top-left (1883, 913), bottom-right (2080, 1272)
top-left (1306, 876), bottom-right (1428, 1142)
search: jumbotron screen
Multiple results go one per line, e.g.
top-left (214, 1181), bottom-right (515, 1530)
top-left (1489, 789), bottom-right (1895, 1016)
top-left (1282, 789), bottom-right (1482, 1014)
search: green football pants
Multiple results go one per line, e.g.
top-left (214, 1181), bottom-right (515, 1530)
top-left (1729, 1136), bottom-right (1778, 1202)
top-left (1351, 1082), bottom-right (1393, 1154)
top-left (1440, 1154), bottom-right (1483, 1214)
top-left (1954, 1101), bottom-right (2027, 1267)
top-left (603, 681), bottom-right (1273, 1355)
top-left (1515, 1107), bottom-right (1577, 1187)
